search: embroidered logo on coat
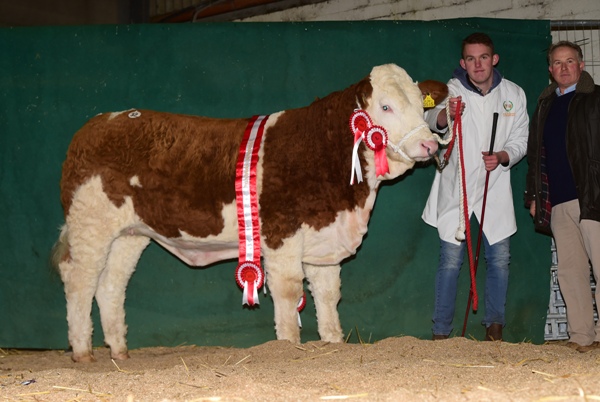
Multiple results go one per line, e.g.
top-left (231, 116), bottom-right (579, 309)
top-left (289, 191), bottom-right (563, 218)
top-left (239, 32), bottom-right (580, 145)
top-left (503, 100), bottom-right (515, 116)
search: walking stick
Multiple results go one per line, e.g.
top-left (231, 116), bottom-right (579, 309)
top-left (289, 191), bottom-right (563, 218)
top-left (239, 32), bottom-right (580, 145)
top-left (461, 112), bottom-right (499, 337)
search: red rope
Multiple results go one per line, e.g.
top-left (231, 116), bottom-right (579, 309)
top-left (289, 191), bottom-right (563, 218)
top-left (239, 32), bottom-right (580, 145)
top-left (438, 103), bottom-right (480, 336)
top-left (461, 113), bottom-right (498, 336)
top-left (443, 120), bottom-right (457, 165)
top-left (452, 103), bottom-right (479, 312)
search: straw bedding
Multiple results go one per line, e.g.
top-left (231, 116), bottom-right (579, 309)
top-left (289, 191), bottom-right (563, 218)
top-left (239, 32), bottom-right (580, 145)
top-left (2, 336), bottom-right (600, 401)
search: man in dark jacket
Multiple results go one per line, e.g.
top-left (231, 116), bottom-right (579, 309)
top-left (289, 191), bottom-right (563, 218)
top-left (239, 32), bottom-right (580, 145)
top-left (525, 41), bottom-right (600, 353)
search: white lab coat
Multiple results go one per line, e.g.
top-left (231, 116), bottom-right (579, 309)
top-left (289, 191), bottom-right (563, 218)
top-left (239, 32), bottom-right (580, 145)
top-left (422, 71), bottom-right (529, 245)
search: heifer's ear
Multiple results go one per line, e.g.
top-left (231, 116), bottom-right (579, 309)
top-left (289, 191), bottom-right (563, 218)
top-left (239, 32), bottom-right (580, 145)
top-left (418, 80), bottom-right (449, 109)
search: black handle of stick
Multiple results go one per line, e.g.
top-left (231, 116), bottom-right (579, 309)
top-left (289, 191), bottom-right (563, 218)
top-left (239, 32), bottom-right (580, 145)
top-left (488, 113), bottom-right (499, 155)
top-left (460, 111), bottom-right (500, 337)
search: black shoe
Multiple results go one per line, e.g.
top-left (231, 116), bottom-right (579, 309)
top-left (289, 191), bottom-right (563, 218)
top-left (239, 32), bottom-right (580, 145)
top-left (484, 323), bottom-right (503, 341)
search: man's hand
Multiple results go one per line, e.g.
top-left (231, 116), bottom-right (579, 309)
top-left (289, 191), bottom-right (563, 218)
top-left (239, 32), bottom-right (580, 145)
top-left (436, 96), bottom-right (465, 129)
top-left (481, 150), bottom-right (509, 171)
top-left (529, 202), bottom-right (536, 217)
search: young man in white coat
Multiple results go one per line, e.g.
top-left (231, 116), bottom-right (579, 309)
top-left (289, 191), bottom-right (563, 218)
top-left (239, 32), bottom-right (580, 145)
top-left (422, 32), bottom-right (529, 341)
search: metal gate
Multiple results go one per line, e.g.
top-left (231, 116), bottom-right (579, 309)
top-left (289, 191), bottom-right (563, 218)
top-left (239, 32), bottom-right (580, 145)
top-left (551, 20), bottom-right (600, 82)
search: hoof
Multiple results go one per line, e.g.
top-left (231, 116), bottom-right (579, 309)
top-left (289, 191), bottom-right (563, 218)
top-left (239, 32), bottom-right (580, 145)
top-left (71, 353), bottom-right (96, 363)
top-left (111, 351), bottom-right (130, 361)
top-left (321, 335), bottom-right (343, 343)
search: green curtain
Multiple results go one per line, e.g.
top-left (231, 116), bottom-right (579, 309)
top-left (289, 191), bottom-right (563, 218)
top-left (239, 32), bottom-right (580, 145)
top-left (0, 18), bottom-right (552, 349)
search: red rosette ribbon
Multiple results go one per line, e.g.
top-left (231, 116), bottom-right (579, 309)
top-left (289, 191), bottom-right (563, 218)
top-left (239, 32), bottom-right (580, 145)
top-left (297, 291), bottom-right (307, 312)
top-left (235, 115), bottom-right (268, 307)
top-left (348, 109), bottom-right (390, 182)
top-left (235, 261), bottom-right (264, 307)
top-left (363, 126), bottom-right (389, 177)
top-left (348, 110), bottom-right (373, 184)
top-left (296, 291), bottom-right (307, 328)
top-left (350, 110), bottom-right (372, 137)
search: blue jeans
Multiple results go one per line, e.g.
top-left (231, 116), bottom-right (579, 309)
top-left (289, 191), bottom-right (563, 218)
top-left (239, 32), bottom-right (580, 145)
top-left (432, 235), bottom-right (510, 336)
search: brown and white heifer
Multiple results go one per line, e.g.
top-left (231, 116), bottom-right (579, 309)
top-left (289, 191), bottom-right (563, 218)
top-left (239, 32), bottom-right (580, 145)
top-left (53, 63), bottom-right (439, 362)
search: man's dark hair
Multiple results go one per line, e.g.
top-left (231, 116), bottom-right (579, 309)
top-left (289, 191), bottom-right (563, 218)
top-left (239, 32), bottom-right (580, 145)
top-left (547, 41), bottom-right (584, 64)
top-left (461, 32), bottom-right (495, 58)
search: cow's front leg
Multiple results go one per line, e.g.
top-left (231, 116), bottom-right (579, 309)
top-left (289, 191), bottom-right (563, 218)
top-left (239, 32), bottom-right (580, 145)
top-left (304, 263), bottom-right (343, 343)
top-left (262, 235), bottom-right (305, 343)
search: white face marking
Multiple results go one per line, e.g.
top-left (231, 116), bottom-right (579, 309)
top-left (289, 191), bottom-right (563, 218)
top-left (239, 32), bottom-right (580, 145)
top-left (129, 175), bottom-right (142, 187)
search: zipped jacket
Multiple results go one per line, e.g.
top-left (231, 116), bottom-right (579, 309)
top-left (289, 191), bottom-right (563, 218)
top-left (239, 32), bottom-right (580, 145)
top-left (525, 70), bottom-right (600, 236)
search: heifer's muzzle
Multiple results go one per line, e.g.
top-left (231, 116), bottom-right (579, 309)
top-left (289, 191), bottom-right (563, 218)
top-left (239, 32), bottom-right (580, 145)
top-left (387, 124), bottom-right (429, 161)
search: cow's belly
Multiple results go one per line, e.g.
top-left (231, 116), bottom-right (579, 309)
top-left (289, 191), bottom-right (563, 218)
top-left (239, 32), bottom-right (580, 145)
top-left (301, 190), bottom-right (377, 265)
top-left (126, 187), bottom-right (377, 267)
top-left (127, 223), bottom-right (239, 266)
top-left (126, 202), bottom-right (240, 266)
top-left (159, 240), bottom-right (238, 266)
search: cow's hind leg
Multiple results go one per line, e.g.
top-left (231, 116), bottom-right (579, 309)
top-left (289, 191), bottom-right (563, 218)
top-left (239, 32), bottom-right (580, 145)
top-left (58, 220), bottom-right (116, 363)
top-left (263, 236), bottom-right (305, 343)
top-left (57, 177), bottom-right (139, 362)
top-left (303, 263), bottom-right (343, 343)
top-left (95, 235), bottom-right (150, 360)
top-left (58, 246), bottom-right (104, 363)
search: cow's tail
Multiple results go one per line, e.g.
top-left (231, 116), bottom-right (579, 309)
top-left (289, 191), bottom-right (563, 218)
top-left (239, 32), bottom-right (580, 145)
top-left (50, 224), bottom-right (69, 271)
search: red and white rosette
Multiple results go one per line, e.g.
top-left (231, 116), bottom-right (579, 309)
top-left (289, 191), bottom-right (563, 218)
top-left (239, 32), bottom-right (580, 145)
top-left (296, 291), bottom-right (307, 328)
top-left (350, 109), bottom-right (372, 134)
top-left (348, 109), bottom-right (390, 183)
top-left (349, 110), bottom-right (371, 184)
top-left (363, 126), bottom-right (389, 177)
top-left (297, 291), bottom-right (306, 312)
top-left (235, 261), bottom-right (264, 306)
top-left (235, 115), bottom-right (269, 306)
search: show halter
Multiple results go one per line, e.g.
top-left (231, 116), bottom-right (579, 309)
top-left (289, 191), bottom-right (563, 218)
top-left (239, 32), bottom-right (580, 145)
top-left (434, 100), bottom-right (479, 313)
top-left (387, 123), bottom-right (429, 161)
top-left (453, 102), bottom-right (478, 312)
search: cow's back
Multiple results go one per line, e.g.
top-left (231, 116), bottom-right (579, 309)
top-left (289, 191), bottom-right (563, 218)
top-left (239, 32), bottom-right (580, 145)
top-left (61, 110), bottom-right (248, 238)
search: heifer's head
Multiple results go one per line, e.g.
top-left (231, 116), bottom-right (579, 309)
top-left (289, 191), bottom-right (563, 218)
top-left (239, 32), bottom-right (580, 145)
top-left (354, 64), bottom-right (439, 179)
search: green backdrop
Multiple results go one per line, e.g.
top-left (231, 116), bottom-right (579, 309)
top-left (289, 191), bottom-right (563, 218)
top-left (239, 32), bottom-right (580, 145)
top-left (0, 18), bottom-right (552, 350)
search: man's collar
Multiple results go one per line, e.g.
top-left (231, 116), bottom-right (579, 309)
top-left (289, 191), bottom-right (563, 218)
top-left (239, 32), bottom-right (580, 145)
top-left (556, 84), bottom-right (577, 96)
top-left (466, 77), bottom-right (486, 95)
top-left (453, 67), bottom-right (502, 96)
